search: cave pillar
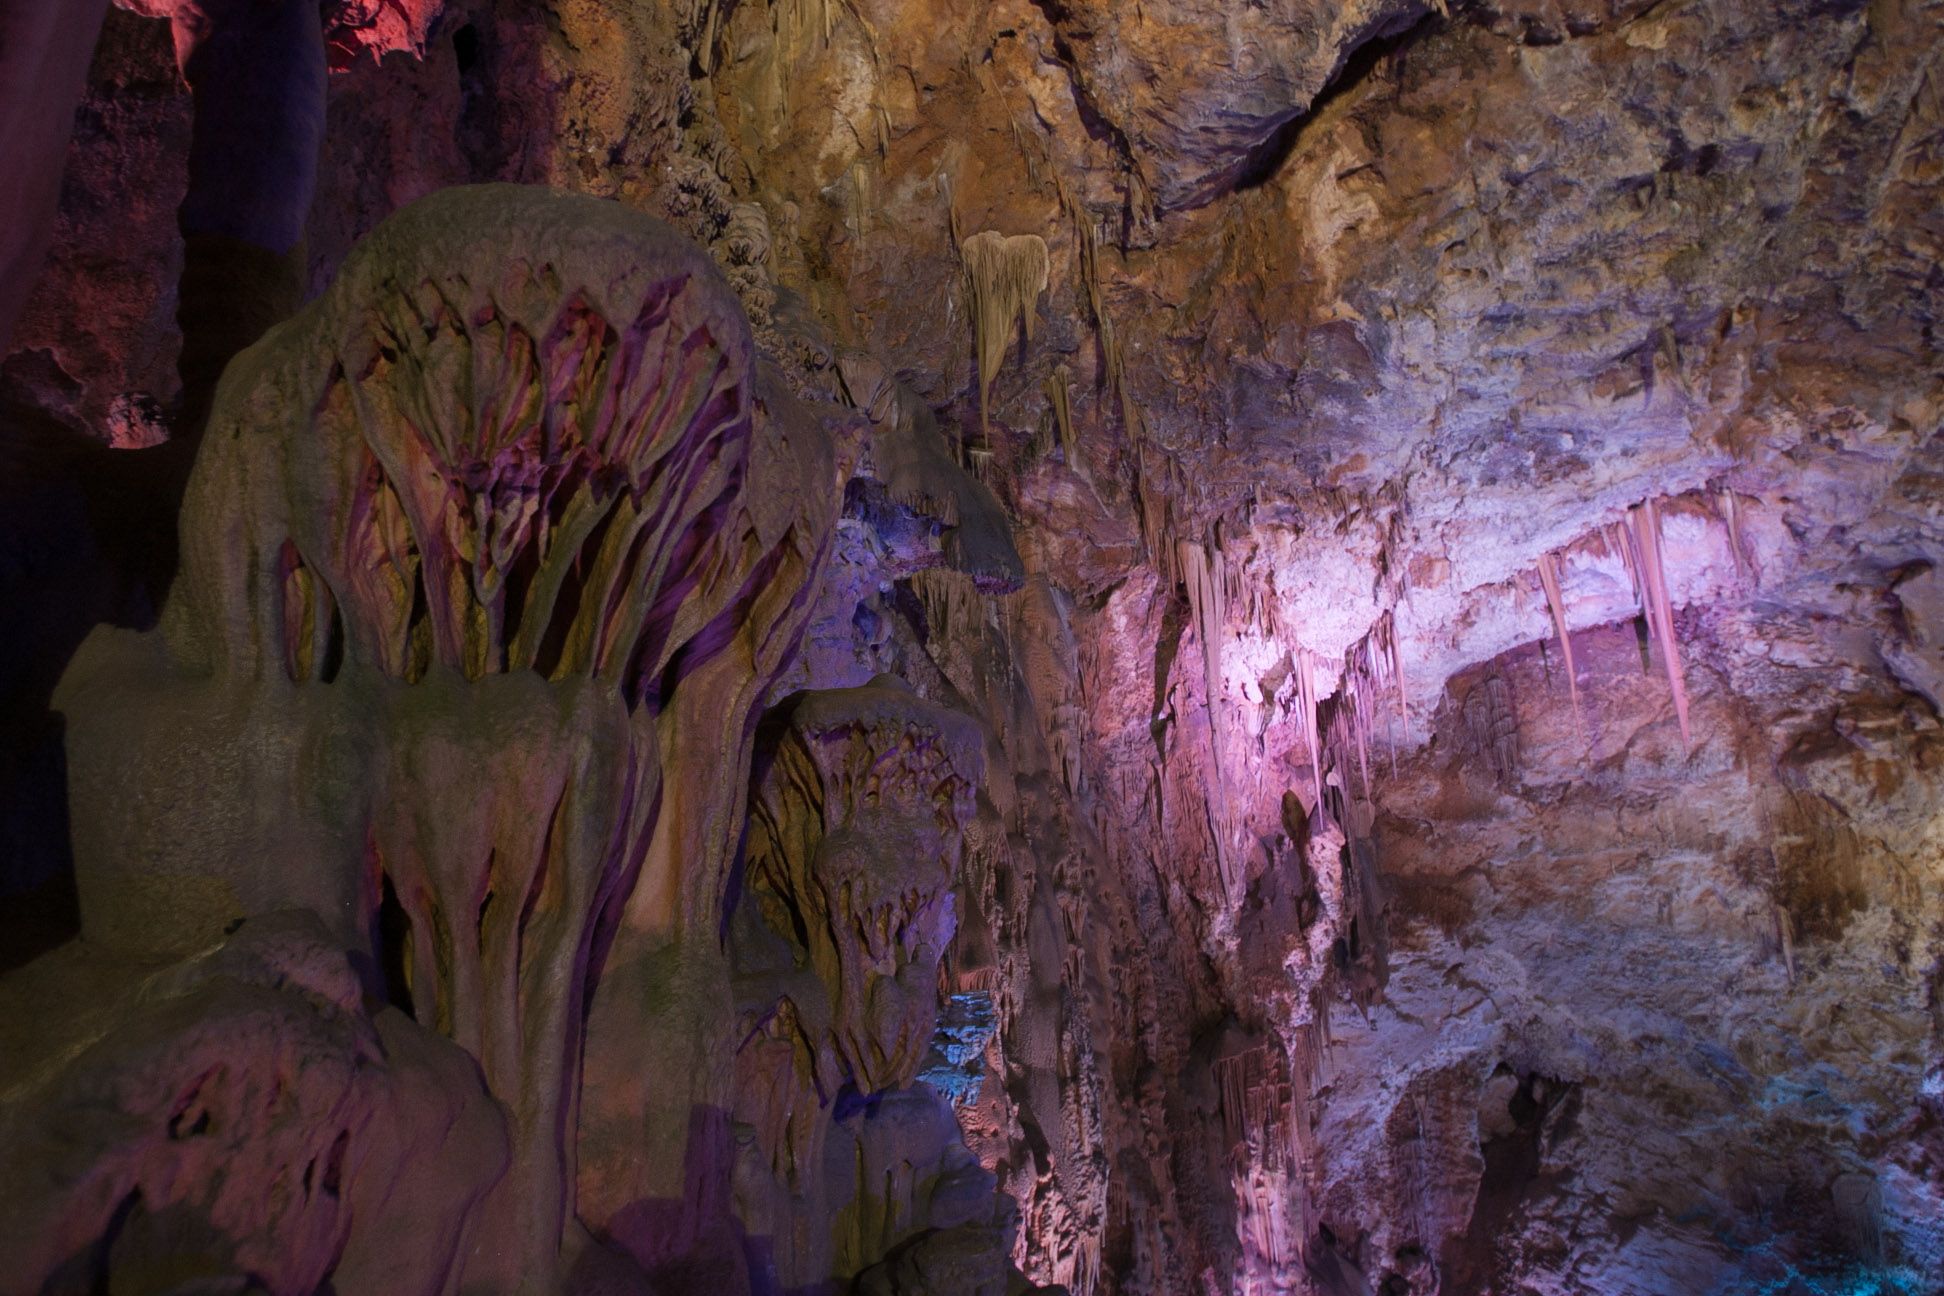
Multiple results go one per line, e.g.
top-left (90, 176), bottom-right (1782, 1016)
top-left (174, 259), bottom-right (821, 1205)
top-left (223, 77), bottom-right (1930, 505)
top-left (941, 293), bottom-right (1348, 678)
top-left (55, 185), bottom-right (833, 1291)
top-left (0, 0), bottom-right (111, 350)
top-left (168, 0), bottom-right (327, 432)
top-left (572, 370), bottom-right (838, 1278)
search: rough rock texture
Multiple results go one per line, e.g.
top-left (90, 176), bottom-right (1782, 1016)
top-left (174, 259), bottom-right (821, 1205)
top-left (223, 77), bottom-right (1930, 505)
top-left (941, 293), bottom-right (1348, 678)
top-left (0, 0), bottom-right (109, 351)
top-left (1029, 0), bottom-right (1442, 212)
top-left (0, 11), bottom-right (186, 441)
top-left (0, 911), bottom-right (508, 1296)
top-left (1326, 615), bottom-right (1944, 1294)
top-left (3, 0), bottom-right (1942, 1292)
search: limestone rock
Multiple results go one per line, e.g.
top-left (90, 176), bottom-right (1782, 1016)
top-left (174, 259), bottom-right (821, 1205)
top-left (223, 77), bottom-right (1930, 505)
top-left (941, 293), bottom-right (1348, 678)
top-left (4, 0), bottom-right (1943, 1292)
top-left (0, 911), bottom-right (507, 1296)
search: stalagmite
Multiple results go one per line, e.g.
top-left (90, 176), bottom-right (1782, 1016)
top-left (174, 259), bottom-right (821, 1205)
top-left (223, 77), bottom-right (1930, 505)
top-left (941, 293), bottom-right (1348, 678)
top-left (960, 230), bottom-right (1050, 447)
top-left (41, 188), bottom-right (837, 1292)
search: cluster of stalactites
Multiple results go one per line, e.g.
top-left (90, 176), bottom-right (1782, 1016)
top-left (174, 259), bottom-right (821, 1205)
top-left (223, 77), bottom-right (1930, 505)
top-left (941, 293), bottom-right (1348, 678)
top-left (1530, 487), bottom-right (1757, 749)
top-left (1214, 1012), bottom-right (1338, 1290)
top-left (959, 230), bottom-right (1050, 447)
top-left (739, 684), bottom-right (985, 1099)
top-left (1293, 615), bottom-right (1406, 832)
top-left (1177, 537), bottom-right (1240, 893)
top-left (1615, 499), bottom-right (1693, 745)
top-left (1169, 527), bottom-right (1411, 894)
top-left (801, 713), bottom-right (980, 834)
top-left (910, 567), bottom-right (989, 647)
top-left (1044, 363), bottom-right (1078, 473)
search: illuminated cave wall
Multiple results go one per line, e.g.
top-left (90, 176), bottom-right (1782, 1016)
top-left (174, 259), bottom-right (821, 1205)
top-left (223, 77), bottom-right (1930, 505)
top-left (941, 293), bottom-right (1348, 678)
top-left (2, 1), bottom-right (1942, 1294)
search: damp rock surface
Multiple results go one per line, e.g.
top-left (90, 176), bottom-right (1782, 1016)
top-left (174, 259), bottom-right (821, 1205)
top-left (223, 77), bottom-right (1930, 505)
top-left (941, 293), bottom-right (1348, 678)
top-left (0, 0), bottom-right (1940, 1293)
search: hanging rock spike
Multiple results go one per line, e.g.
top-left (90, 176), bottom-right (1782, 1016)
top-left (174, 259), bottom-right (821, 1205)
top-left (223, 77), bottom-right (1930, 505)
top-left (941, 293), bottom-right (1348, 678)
top-left (960, 230), bottom-right (1050, 448)
top-left (1536, 551), bottom-right (1586, 742)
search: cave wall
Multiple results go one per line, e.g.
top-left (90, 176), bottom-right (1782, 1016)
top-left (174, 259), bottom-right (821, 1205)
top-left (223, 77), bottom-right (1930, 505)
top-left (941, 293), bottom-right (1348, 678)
top-left (2, 0), bottom-right (1941, 1293)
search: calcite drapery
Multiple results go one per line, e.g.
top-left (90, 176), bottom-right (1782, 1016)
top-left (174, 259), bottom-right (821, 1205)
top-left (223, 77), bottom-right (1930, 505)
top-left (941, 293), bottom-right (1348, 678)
top-left (741, 679), bottom-right (984, 1105)
top-left (54, 183), bottom-right (835, 1290)
top-left (11, 0), bottom-right (1943, 1284)
top-left (723, 677), bottom-right (1000, 1290)
top-left (0, 913), bottom-right (508, 1296)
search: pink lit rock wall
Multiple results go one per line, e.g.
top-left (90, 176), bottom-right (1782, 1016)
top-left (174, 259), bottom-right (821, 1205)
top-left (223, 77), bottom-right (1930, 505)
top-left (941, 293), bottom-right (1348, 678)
top-left (2, 0), bottom-right (1941, 1293)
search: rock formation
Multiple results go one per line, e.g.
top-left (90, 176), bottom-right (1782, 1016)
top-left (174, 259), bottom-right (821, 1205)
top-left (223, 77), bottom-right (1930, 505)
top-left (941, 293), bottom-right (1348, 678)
top-left (3, 0), bottom-right (1942, 1293)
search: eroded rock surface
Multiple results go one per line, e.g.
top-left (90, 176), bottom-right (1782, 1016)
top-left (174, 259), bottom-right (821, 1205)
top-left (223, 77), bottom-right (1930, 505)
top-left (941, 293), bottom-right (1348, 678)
top-left (0, 911), bottom-right (507, 1296)
top-left (2, 0), bottom-right (1941, 1292)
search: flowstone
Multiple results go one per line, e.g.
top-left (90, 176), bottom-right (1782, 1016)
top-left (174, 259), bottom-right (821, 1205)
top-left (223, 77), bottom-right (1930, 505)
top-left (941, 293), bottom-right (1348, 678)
top-left (45, 184), bottom-right (838, 1291)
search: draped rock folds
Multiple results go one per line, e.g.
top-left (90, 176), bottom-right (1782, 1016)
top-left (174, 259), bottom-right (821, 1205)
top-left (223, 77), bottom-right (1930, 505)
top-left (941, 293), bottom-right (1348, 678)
top-left (0, 912), bottom-right (508, 1296)
top-left (50, 184), bottom-right (838, 1291)
top-left (744, 678), bottom-right (984, 1102)
top-left (177, 181), bottom-right (763, 692)
top-left (727, 677), bottom-right (1000, 1291)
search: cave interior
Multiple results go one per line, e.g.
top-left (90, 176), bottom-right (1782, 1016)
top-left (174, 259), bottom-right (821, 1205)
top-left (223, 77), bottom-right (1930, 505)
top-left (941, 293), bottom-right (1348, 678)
top-left (1, 0), bottom-right (1941, 1294)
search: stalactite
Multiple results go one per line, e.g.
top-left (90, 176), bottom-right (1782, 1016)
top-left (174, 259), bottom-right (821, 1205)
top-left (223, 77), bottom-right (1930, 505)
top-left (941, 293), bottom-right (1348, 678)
top-left (1342, 615), bottom-right (1409, 799)
top-left (1060, 179), bottom-right (1143, 448)
top-left (1136, 447), bottom-right (1173, 572)
top-left (846, 158), bottom-right (874, 238)
top-left (943, 174), bottom-right (962, 253)
top-left (1179, 537), bottom-right (1238, 896)
top-left (1773, 899), bottom-right (1797, 984)
top-left (1217, 1039), bottom-right (1312, 1292)
top-left (1011, 118), bottom-right (1046, 191)
top-left (912, 567), bottom-right (986, 649)
top-left (1213, 1048), bottom-right (1256, 1152)
top-left (1294, 647), bottom-right (1324, 817)
top-left (1341, 611), bottom-right (1410, 771)
top-left (698, 0), bottom-right (721, 71)
top-left (1717, 485), bottom-right (1752, 584)
top-left (1069, 1234), bottom-right (1103, 1296)
top-left (1386, 614), bottom-right (1408, 731)
top-left (1381, 614), bottom-right (1405, 771)
top-left (1536, 551), bottom-right (1586, 739)
top-left (771, 0), bottom-right (833, 45)
top-left (960, 230), bottom-right (1050, 447)
top-left (1352, 697), bottom-right (1371, 800)
top-left (956, 966), bottom-right (1002, 994)
top-left (1045, 363), bottom-right (1078, 473)
top-left (1407, 1092), bottom-right (1435, 1262)
top-left (1618, 499), bottom-right (1693, 746)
